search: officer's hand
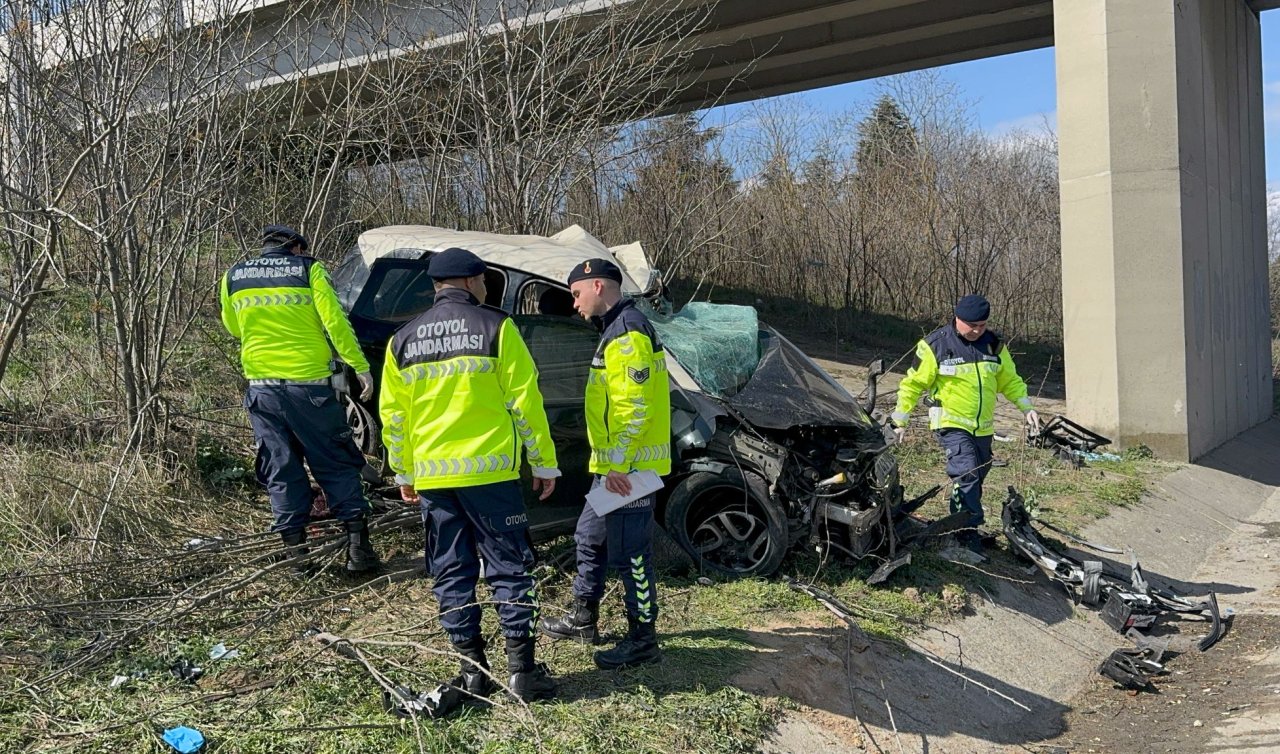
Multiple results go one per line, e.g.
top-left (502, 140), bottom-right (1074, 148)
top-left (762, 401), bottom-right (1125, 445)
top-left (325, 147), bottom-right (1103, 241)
top-left (532, 476), bottom-right (557, 501)
top-left (1025, 410), bottom-right (1041, 434)
top-left (891, 426), bottom-right (907, 445)
top-left (357, 372), bottom-right (375, 402)
top-left (400, 484), bottom-right (417, 503)
top-left (605, 470), bottom-right (632, 496)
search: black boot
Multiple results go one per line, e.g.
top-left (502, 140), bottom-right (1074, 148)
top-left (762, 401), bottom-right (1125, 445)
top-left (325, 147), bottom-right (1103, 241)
top-left (540, 597), bottom-right (599, 643)
top-left (344, 516), bottom-right (381, 573)
top-left (454, 636), bottom-right (494, 699)
top-left (277, 528), bottom-right (310, 571)
top-left (594, 618), bottom-right (661, 670)
top-left (506, 635), bottom-right (556, 702)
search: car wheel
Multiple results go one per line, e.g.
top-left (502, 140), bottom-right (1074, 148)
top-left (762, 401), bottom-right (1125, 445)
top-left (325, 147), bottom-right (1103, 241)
top-left (341, 392), bottom-right (380, 457)
top-left (664, 470), bottom-right (788, 578)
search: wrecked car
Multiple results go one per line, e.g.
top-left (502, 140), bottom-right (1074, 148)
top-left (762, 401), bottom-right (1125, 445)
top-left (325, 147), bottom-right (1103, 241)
top-left (329, 224), bottom-right (936, 578)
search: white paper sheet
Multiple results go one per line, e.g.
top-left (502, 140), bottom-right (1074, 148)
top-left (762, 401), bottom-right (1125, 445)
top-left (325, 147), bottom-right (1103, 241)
top-left (585, 470), bottom-right (665, 516)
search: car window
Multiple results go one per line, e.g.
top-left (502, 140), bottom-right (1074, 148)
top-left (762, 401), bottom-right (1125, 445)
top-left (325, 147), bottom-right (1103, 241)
top-left (513, 315), bottom-right (597, 404)
top-left (370, 265), bottom-right (436, 322)
top-left (518, 280), bottom-right (576, 317)
top-left (355, 258), bottom-right (508, 324)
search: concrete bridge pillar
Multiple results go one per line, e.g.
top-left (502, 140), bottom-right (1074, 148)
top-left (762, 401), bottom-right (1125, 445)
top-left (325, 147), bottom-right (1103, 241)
top-left (1054, 0), bottom-right (1271, 460)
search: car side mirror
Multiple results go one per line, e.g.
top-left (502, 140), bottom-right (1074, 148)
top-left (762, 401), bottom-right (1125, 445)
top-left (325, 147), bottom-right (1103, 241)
top-left (863, 359), bottom-right (886, 415)
top-left (643, 268), bottom-right (663, 296)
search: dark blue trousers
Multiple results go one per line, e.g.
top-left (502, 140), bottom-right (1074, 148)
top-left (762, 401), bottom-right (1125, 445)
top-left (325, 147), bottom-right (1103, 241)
top-left (245, 384), bottom-right (368, 532)
top-left (572, 476), bottom-right (657, 624)
top-left (937, 428), bottom-right (994, 528)
top-left (420, 481), bottom-right (539, 643)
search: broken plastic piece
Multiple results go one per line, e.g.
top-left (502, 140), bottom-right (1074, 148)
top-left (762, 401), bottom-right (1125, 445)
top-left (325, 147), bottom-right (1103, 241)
top-left (184, 537), bottom-right (224, 552)
top-left (1098, 648), bottom-right (1164, 691)
top-left (1027, 415), bottom-right (1112, 454)
top-left (1125, 628), bottom-right (1170, 664)
top-left (209, 643), bottom-right (239, 661)
top-left (109, 674), bottom-right (129, 689)
top-left (1001, 486), bottom-right (1223, 648)
top-left (868, 552), bottom-right (912, 585)
top-left (382, 680), bottom-right (474, 719)
top-left (169, 659), bottom-right (204, 684)
top-left (161, 726), bottom-right (205, 753)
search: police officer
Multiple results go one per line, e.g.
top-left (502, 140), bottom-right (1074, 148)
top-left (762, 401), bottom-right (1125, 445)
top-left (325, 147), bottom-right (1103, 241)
top-left (541, 259), bottom-right (670, 670)
top-left (220, 225), bottom-right (380, 572)
top-left (890, 294), bottom-right (1039, 554)
top-left (379, 248), bottom-right (560, 709)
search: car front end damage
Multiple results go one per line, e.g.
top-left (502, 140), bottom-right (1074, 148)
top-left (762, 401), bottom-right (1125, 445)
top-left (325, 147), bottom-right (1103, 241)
top-left (660, 327), bottom-right (940, 578)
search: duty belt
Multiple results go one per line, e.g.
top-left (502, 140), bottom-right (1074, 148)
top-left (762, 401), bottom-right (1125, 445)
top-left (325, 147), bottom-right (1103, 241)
top-left (248, 377), bottom-right (333, 387)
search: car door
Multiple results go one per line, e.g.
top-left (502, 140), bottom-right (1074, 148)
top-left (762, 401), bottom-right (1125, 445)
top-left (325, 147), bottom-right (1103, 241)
top-left (510, 279), bottom-right (597, 535)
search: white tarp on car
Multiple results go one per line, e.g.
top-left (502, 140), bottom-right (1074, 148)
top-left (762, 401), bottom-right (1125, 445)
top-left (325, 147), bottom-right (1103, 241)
top-left (357, 224), bottom-right (650, 294)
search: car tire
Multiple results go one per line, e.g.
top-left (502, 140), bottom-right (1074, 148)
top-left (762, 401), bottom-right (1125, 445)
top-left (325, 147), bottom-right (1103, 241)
top-left (341, 392), bottom-right (380, 457)
top-left (664, 469), bottom-right (789, 579)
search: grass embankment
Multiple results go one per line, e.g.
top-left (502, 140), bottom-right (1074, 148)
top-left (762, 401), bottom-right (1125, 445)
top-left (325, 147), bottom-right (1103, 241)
top-left (0, 429), bottom-right (1170, 753)
top-left (0, 320), bottom-right (1173, 752)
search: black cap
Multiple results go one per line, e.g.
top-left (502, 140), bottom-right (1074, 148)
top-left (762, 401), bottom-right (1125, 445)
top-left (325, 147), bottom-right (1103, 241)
top-left (260, 224), bottom-right (308, 252)
top-left (428, 247), bottom-right (486, 280)
top-left (567, 258), bottom-right (623, 286)
top-left (954, 294), bottom-right (991, 323)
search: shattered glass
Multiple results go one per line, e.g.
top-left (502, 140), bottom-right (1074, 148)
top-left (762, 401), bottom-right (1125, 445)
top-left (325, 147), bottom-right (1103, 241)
top-left (643, 301), bottom-right (761, 397)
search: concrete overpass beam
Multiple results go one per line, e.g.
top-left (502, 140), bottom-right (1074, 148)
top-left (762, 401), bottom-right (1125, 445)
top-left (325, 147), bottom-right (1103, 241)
top-left (1055, 0), bottom-right (1270, 460)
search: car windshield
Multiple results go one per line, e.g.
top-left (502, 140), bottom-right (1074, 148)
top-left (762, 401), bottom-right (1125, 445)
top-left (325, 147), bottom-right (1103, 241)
top-left (640, 300), bottom-right (761, 397)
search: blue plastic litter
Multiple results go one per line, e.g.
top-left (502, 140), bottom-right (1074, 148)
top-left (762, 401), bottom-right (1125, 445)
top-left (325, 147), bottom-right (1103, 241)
top-left (162, 726), bottom-right (205, 753)
top-left (1077, 450), bottom-right (1122, 462)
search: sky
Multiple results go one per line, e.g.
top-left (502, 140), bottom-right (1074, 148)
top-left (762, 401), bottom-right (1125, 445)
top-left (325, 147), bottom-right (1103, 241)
top-left (705, 11), bottom-right (1280, 184)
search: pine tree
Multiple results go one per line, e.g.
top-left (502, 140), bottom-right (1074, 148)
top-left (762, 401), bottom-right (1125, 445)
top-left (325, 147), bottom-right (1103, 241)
top-left (855, 95), bottom-right (918, 174)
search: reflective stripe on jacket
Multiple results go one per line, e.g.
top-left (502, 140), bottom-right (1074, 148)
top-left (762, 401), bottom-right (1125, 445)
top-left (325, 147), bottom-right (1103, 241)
top-left (379, 287), bottom-right (558, 490)
top-left (891, 325), bottom-right (1033, 437)
top-left (586, 299), bottom-right (672, 475)
top-left (220, 248), bottom-right (369, 380)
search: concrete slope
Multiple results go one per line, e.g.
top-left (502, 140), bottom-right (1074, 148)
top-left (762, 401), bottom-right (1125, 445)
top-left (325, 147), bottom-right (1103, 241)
top-left (758, 418), bottom-right (1280, 754)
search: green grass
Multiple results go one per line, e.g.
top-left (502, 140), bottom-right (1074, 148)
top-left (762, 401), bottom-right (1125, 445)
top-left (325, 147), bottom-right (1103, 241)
top-left (892, 431), bottom-right (1173, 536)
top-left (0, 432), bottom-right (1171, 753)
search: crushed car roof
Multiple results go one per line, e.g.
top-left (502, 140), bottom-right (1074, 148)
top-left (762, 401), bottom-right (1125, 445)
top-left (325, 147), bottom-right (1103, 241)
top-left (356, 224), bottom-right (647, 294)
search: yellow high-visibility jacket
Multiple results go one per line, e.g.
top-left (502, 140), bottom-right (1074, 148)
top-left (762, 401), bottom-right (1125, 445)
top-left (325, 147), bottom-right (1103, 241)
top-left (892, 325), bottom-right (1033, 437)
top-left (380, 288), bottom-right (559, 490)
top-left (586, 299), bottom-right (672, 475)
top-left (220, 250), bottom-right (369, 380)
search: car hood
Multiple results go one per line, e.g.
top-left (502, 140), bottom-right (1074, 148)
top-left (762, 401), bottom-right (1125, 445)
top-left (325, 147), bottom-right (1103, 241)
top-left (725, 327), bottom-right (876, 431)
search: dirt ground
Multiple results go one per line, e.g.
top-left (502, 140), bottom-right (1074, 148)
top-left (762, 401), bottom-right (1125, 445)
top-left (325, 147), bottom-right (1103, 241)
top-left (1039, 615), bottom-right (1280, 754)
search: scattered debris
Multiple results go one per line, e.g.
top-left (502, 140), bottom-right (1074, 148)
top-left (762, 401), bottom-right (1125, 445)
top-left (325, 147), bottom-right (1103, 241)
top-left (1003, 485), bottom-right (1228, 694)
top-left (1002, 486), bottom-right (1223, 648)
top-left (1027, 414), bottom-right (1113, 466)
top-left (169, 659), bottom-right (204, 684)
top-left (109, 674), bottom-right (130, 689)
top-left (382, 681), bottom-right (485, 719)
top-left (867, 552), bottom-right (911, 585)
top-left (1098, 646), bottom-right (1166, 690)
top-left (208, 643), bottom-right (239, 661)
top-left (160, 725), bottom-right (205, 753)
top-left (184, 537), bottom-right (224, 552)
